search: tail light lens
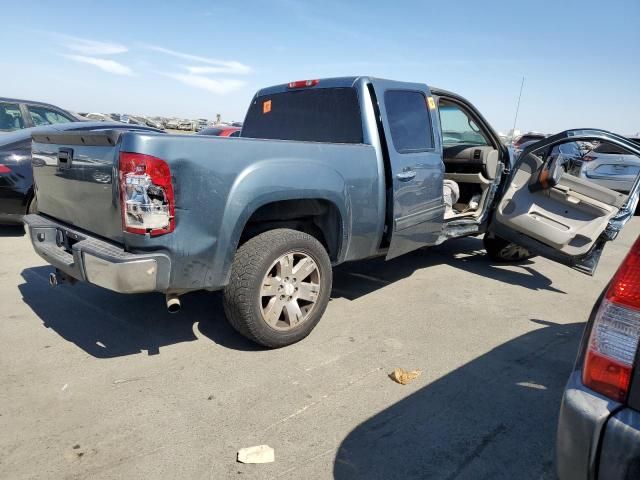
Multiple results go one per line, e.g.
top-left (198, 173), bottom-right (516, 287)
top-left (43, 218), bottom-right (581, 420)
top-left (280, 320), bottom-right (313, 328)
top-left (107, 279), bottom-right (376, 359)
top-left (583, 236), bottom-right (640, 402)
top-left (0, 164), bottom-right (11, 174)
top-left (119, 152), bottom-right (175, 236)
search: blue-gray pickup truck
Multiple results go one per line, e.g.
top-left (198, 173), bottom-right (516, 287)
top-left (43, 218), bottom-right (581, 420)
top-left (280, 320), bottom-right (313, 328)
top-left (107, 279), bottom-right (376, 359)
top-left (24, 77), bottom-right (640, 347)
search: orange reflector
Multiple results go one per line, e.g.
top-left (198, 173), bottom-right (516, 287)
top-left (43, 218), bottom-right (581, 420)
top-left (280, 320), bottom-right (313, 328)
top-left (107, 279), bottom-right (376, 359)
top-left (263, 100), bottom-right (272, 114)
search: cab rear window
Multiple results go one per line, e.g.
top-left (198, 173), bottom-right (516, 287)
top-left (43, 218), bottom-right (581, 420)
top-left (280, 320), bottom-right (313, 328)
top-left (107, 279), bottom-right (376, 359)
top-left (241, 88), bottom-right (363, 144)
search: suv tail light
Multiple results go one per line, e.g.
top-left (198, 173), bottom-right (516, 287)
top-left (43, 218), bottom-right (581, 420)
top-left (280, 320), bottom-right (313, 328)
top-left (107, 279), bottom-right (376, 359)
top-left (583, 236), bottom-right (640, 402)
top-left (119, 152), bottom-right (175, 236)
top-left (0, 164), bottom-right (11, 174)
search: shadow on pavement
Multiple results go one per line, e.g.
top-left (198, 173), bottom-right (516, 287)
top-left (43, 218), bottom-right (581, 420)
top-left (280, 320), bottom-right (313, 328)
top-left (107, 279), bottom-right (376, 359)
top-left (332, 236), bottom-right (564, 301)
top-left (0, 225), bottom-right (25, 237)
top-left (18, 266), bottom-right (262, 358)
top-left (19, 236), bottom-right (564, 358)
top-left (333, 319), bottom-right (583, 480)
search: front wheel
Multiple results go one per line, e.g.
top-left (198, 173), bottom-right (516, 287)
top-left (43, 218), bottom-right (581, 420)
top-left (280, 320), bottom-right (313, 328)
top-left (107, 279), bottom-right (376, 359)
top-left (483, 234), bottom-right (534, 262)
top-left (223, 229), bottom-right (332, 348)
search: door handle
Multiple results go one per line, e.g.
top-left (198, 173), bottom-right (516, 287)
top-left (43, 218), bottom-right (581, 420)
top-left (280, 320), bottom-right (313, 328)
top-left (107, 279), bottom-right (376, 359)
top-left (396, 170), bottom-right (416, 181)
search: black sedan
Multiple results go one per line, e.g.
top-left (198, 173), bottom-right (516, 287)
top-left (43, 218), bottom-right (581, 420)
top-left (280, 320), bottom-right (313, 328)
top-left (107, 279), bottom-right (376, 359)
top-left (0, 97), bottom-right (79, 132)
top-left (0, 122), bottom-right (162, 225)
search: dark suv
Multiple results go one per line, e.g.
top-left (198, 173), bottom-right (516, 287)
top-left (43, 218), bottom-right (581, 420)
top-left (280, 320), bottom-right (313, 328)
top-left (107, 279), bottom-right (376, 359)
top-left (557, 235), bottom-right (640, 479)
top-left (0, 97), bottom-right (78, 132)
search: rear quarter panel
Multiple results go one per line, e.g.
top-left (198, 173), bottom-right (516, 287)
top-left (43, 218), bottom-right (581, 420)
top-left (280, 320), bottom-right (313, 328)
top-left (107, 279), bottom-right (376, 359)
top-left (121, 133), bottom-right (382, 290)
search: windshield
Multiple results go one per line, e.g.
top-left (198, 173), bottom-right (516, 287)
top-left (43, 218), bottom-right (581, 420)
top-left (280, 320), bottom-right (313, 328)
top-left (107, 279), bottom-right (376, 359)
top-left (439, 103), bottom-right (489, 146)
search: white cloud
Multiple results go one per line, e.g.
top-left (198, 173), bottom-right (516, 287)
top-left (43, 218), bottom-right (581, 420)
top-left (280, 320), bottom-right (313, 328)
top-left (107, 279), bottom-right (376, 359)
top-left (185, 63), bottom-right (251, 75)
top-left (142, 44), bottom-right (251, 74)
top-left (63, 55), bottom-right (134, 76)
top-left (57, 34), bottom-right (128, 55)
top-left (164, 73), bottom-right (246, 94)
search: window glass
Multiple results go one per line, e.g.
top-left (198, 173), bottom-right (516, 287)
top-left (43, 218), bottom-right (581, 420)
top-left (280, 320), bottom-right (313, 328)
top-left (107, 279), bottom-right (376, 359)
top-left (28, 106), bottom-right (73, 126)
top-left (242, 87), bottom-right (363, 143)
top-left (0, 103), bottom-right (24, 131)
top-left (439, 102), bottom-right (489, 146)
top-left (384, 90), bottom-right (433, 152)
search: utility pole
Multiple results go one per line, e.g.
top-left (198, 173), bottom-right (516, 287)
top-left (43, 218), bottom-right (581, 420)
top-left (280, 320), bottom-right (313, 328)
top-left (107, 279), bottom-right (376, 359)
top-left (511, 76), bottom-right (525, 142)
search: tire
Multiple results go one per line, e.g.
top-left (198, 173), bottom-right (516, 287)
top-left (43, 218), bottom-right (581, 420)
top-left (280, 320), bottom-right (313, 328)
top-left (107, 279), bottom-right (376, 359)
top-left (223, 228), bottom-right (332, 348)
top-left (483, 235), bottom-right (535, 262)
top-left (27, 196), bottom-right (38, 214)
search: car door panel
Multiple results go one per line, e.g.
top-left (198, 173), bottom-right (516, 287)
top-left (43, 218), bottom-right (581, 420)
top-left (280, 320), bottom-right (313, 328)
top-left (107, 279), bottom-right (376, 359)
top-left (369, 79), bottom-right (444, 260)
top-left (491, 130), bottom-right (640, 273)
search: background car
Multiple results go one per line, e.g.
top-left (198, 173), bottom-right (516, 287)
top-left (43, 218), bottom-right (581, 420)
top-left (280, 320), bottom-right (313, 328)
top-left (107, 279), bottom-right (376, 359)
top-left (83, 112), bottom-right (116, 122)
top-left (177, 120), bottom-right (195, 131)
top-left (196, 126), bottom-right (241, 137)
top-left (569, 138), bottom-right (640, 193)
top-left (0, 97), bottom-right (78, 132)
top-left (556, 235), bottom-right (640, 479)
top-left (511, 132), bottom-right (547, 158)
top-left (0, 122), bottom-right (162, 225)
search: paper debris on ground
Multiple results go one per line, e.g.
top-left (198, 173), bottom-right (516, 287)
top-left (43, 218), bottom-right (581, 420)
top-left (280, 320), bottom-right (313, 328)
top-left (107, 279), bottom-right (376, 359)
top-left (389, 368), bottom-right (422, 385)
top-left (237, 445), bottom-right (275, 464)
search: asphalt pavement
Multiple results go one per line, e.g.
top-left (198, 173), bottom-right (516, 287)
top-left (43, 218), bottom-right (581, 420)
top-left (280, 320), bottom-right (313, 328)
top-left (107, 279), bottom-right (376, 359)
top-left (1, 220), bottom-right (637, 479)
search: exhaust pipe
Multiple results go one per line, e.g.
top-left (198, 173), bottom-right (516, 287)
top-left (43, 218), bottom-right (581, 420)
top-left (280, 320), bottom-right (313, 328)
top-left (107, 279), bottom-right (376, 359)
top-left (166, 294), bottom-right (181, 313)
top-left (48, 269), bottom-right (76, 287)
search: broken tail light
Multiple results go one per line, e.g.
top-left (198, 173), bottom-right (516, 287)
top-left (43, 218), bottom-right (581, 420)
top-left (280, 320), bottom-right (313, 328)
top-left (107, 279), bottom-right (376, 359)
top-left (583, 236), bottom-right (640, 402)
top-left (119, 152), bottom-right (175, 236)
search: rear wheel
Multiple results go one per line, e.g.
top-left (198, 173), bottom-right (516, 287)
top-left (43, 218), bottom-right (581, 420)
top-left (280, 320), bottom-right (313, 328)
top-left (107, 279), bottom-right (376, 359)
top-left (483, 234), bottom-right (534, 262)
top-left (223, 229), bottom-right (332, 348)
top-left (27, 196), bottom-right (38, 214)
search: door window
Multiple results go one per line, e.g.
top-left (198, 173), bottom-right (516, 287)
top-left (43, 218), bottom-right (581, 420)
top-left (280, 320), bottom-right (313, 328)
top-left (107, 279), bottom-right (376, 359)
top-left (28, 106), bottom-right (74, 126)
top-left (0, 103), bottom-right (24, 131)
top-left (439, 102), bottom-right (489, 146)
top-left (384, 90), bottom-right (434, 153)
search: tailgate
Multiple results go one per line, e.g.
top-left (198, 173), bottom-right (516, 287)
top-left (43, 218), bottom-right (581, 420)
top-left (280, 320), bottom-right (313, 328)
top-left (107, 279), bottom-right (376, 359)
top-left (31, 130), bottom-right (125, 243)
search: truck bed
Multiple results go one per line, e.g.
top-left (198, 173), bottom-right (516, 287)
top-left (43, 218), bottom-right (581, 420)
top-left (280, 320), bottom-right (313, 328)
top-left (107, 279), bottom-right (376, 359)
top-left (31, 129), bottom-right (384, 291)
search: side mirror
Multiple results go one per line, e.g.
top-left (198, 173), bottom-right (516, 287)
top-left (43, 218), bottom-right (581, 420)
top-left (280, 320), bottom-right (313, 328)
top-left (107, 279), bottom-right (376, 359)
top-left (528, 151), bottom-right (564, 193)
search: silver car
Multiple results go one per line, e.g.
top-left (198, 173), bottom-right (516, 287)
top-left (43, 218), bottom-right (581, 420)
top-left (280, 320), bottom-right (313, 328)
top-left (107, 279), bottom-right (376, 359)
top-left (574, 138), bottom-right (640, 193)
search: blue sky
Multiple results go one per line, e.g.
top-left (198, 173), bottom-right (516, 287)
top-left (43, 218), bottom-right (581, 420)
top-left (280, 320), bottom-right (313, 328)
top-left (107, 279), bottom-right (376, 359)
top-left (2, 0), bottom-right (639, 134)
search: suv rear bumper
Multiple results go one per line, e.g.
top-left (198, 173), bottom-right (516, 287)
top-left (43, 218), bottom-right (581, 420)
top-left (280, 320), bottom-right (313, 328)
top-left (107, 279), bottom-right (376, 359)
top-left (556, 370), bottom-right (640, 479)
top-left (24, 214), bottom-right (171, 293)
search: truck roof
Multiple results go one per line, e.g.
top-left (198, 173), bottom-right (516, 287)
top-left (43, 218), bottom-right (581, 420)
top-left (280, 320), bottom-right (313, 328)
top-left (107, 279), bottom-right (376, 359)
top-left (254, 77), bottom-right (452, 101)
top-left (254, 76), bottom-right (363, 97)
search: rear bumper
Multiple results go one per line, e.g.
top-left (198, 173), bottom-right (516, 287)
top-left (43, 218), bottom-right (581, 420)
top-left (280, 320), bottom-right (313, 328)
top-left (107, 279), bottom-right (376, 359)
top-left (597, 407), bottom-right (640, 479)
top-left (24, 214), bottom-right (171, 293)
top-left (556, 370), bottom-right (639, 479)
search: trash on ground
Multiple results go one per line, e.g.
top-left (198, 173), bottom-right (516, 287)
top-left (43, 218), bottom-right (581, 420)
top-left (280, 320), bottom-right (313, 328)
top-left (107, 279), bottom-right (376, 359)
top-left (237, 445), bottom-right (275, 464)
top-left (389, 368), bottom-right (422, 385)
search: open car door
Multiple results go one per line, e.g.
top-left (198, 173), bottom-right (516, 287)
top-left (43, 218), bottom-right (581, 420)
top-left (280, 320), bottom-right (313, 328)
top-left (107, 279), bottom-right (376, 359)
top-left (489, 129), bottom-right (640, 275)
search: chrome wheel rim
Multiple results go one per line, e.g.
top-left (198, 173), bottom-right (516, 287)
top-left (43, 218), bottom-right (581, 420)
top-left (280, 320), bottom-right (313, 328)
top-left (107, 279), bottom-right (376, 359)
top-left (260, 251), bottom-right (321, 331)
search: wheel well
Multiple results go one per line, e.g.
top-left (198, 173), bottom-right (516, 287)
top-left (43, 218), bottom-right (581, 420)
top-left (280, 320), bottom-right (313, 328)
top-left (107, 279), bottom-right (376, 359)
top-left (239, 199), bottom-right (343, 260)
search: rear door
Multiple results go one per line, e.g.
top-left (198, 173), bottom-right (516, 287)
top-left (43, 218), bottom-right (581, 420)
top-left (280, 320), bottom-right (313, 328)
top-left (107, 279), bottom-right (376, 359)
top-left (490, 129), bottom-right (640, 274)
top-left (370, 80), bottom-right (445, 260)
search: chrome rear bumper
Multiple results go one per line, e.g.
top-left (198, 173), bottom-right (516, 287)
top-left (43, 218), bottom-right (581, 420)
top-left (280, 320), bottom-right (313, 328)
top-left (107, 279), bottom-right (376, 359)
top-left (24, 214), bottom-right (171, 293)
